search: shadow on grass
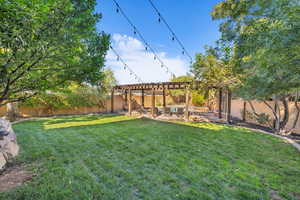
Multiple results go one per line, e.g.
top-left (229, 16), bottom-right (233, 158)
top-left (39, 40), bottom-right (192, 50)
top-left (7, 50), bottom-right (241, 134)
top-left (42, 114), bottom-right (136, 130)
top-left (44, 114), bottom-right (120, 125)
top-left (39, 115), bottom-right (274, 140)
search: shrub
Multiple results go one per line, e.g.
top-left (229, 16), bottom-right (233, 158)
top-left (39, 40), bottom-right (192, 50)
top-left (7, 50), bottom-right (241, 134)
top-left (192, 92), bottom-right (206, 106)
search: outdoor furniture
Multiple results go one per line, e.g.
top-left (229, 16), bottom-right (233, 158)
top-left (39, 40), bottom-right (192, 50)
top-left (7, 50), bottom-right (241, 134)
top-left (170, 107), bottom-right (177, 115)
top-left (177, 107), bottom-right (184, 115)
top-left (163, 107), bottom-right (171, 115)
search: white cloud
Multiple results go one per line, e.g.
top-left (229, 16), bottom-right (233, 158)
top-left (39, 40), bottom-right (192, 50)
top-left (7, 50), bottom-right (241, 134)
top-left (106, 34), bottom-right (188, 84)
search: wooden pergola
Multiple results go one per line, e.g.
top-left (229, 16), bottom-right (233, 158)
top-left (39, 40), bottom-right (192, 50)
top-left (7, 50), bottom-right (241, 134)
top-left (111, 81), bottom-right (232, 123)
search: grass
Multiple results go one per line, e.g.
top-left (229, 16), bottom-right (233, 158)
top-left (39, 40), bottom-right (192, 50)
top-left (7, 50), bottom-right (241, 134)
top-left (1, 114), bottom-right (300, 200)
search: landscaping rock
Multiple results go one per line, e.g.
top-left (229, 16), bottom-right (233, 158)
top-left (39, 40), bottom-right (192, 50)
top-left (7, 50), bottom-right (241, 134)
top-left (0, 117), bottom-right (19, 170)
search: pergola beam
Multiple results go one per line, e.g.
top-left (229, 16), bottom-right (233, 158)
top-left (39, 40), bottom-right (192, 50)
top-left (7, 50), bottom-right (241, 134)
top-left (113, 81), bottom-right (220, 91)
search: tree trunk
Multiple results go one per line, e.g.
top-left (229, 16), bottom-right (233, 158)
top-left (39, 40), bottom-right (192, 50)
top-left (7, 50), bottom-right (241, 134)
top-left (6, 102), bottom-right (19, 121)
top-left (279, 98), bottom-right (289, 131)
top-left (274, 97), bottom-right (281, 134)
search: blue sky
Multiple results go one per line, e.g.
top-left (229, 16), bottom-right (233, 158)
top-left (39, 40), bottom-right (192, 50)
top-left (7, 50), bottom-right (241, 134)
top-left (95, 0), bottom-right (222, 84)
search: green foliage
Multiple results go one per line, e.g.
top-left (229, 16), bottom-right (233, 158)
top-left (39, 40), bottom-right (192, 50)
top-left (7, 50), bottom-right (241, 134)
top-left (22, 69), bottom-right (117, 109)
top-left (2, 115), bottom-right (300, 199)
top-left (192, 47), bottom-right (237, 89)
top-left (0, 0), bottom-right (110, 105)
top-left (170, 75), bottom-right (194, 96)
top-left (241, 109), bottom-right (272, 126)
top-left (211, 0), bottom-right (300, 100)
top-left (191, 92), bottom-right (206, 106)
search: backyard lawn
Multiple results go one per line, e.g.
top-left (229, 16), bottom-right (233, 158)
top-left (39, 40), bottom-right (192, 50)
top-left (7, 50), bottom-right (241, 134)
top-left (1, 114), bottom-right (300, 200)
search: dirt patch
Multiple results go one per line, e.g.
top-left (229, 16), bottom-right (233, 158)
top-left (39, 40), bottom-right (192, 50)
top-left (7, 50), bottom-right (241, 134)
top-left (0, 164), bottom-right (33, 192)
top-left (269, 190), bottom-right (283, 200)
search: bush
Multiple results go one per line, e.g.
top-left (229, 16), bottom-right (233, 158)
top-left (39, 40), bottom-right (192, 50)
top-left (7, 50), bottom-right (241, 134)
top-left (192, 92), bottom-right (206, 106)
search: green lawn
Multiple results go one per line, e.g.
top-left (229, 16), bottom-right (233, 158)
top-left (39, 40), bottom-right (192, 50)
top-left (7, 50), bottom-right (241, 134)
top-left (1, 114), bottom-right (300, 200)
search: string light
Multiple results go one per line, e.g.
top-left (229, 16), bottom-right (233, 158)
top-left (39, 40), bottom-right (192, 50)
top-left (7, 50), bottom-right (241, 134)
top-left (110, 45), bottom-right (143, 83)
top-left (147, 0), bottom-right (193, 64)
top-left (112, 0), bottom-right (176, 78)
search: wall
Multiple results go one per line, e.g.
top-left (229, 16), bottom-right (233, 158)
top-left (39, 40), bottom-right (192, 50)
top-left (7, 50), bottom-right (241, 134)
top-left (231, 99), bottom-right (300, 134)
top-left (0, 95), bottom-right (124, 117)
top-left (3, 95), bottom-right (298, 134)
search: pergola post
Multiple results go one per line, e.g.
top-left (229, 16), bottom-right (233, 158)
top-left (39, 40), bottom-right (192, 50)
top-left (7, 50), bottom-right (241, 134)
top-left (124, 90), bottom-right (128, 110)
top-left (218, 88), bottom-right (223, 119)
top-left (162, 89), bottom-right (166, 108)
top-left (184, 87), bottom-right (190, 121)
top-left (141, 89), bottom-right (145, 108)
top-left (128, 89), bottom-right (132, 116)
top-left (227, 90), bottom-right (232, 123)
top-left (111, 89), bottom-right (114, 113)
top-left (242, 101), bottom-right (247, 121)
top-left (151, 89), bottom-right (155, 117)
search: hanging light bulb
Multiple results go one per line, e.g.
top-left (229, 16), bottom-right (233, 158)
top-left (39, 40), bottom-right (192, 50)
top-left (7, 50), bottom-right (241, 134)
top-left (182, 50), bottom-right (185, 55)
top-left (124, 65), bottom-right (126, 70)
top-left (172, 35), bottom-right (175, 41)
top-left (133, 27), bottom-right (137, 35)
top-left (161, 64), bottom-right (164, 68)
top-left (145, 46), bottom-right (148, 51)
top-left (117, 56), bottom-right (120, 61)
top-left (158, 13), bottom-right (161, 23)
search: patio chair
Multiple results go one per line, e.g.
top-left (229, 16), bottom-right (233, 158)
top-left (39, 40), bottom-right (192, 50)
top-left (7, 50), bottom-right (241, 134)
top-left (163, 107), bottom-right (171, 115)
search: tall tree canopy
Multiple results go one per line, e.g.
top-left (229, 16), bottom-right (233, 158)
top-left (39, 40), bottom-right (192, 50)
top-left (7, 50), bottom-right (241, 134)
top-left (0, 0), bottom-right (110, 105)
top-left (192, 47), bottom-right (236, 88)
top-left (212, 0), bottom-right (300, 133)
top-left (212, 0), bottom-right (300, 99)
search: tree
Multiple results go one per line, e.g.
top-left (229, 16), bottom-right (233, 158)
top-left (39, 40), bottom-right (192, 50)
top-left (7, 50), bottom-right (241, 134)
top-left (212, 0), bottom-right (300, 134)
top-left (22, 68), bottom-right (117, 111)
top-left (192, 47), bottom-right (236, 88)
top-left (0, 0), bottom-right (110, 106)
top-left (191, 47), bottom-right (237, 110)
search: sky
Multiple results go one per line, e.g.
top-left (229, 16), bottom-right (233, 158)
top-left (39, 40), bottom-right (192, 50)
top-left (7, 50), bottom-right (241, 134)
top-left (96, 0), bottom-right (222, 84)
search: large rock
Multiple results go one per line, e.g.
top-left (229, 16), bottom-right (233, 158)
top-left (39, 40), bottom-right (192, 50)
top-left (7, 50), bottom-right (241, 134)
top-left (0, 117), bottom-right (19, 170)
